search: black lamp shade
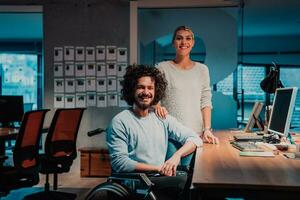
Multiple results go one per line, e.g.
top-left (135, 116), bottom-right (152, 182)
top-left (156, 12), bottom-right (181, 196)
top-left (260, 70), bottom-right (278, 93)
top-left (260, 68), bottom-right (283, 93)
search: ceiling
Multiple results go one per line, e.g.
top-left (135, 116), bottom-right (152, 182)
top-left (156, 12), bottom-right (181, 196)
top-left (0, 0), bottom-right (299, 39)
top-left (137, 0), bottom-right (300, 37)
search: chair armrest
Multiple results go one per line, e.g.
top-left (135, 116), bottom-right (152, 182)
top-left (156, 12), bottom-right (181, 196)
top-left (110, 172), bottom-right (154, 188)
top-left (87, 128), bottom-right (106, 137)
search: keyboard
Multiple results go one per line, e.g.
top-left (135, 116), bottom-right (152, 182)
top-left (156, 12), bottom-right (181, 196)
top-left (231, 141), bottom-right (264, 152)
top-left (233, 133), bottom-right (263, 141)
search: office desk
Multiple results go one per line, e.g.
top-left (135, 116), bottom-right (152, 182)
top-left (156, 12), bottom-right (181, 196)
top-left (192, 131), bottom-right (300, 199)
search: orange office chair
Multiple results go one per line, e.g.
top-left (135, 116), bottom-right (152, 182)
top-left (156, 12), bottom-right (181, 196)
top-left (25, 108), bottom-right (85, 200)
top-left (0, 109), bottom-right (49, 197)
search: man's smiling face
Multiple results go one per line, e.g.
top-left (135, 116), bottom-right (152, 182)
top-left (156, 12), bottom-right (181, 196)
top-left (134, 76), bottom-right (155, 110)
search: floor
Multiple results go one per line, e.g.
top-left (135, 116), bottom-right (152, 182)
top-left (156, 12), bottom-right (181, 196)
top-left (0, 170), bottom-right (106, 200)
top-left (1, 148), bottom-right (106, 200)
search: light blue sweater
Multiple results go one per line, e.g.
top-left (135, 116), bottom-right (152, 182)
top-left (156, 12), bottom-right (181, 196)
top-left (106, 109), bottom-right (202, 172)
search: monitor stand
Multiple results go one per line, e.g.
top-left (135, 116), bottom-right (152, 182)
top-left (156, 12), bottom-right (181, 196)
top-left (263, 133), bottom-right (281, 144)
top-left (263, 132), bottom-right (295, 144)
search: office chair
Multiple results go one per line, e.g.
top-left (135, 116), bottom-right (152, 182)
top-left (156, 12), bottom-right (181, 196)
top-left (4, 102), bottom-right (35, 152)
top-left (0, 109), bottom-right (49, 197)
top-left (84, 129), bottom-right (196, 200)
top-left (25, 108), bottom-right (85, 200)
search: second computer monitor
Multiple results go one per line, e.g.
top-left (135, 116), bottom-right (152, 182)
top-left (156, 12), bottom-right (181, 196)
top-left (0, 95), bottom-right (24, 127)
top-left (268, 87), bottom-right (298, 137)
top-left (244, 102), bottom-right (264, 132)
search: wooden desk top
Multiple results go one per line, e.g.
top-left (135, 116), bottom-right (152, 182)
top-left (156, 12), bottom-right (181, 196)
top-left (192, 131), bottom-right (300, 190)
top-left (0, 128), bottom-right (19, 140)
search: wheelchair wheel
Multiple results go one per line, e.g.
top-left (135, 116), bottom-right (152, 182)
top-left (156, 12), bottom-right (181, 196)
top-left (85, 182), bottom-right (130, 200)
top-left (85, 181), bottom-right (157, 200)
top-left (145, 191), bottom-right (157, 200)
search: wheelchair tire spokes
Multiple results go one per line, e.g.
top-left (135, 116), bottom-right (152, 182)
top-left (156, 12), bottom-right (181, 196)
top-left (85, 182), bottom-right (128, 200)
top-left (85, 180), bottom-right (157, 200)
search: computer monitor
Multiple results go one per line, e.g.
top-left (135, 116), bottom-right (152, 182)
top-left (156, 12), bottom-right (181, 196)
top-left (244, 102), bottom-right (264, 132)
top-left (268, 87), bottom-right (298, 137)
top-left (0, 95), bottom-right (24, 127)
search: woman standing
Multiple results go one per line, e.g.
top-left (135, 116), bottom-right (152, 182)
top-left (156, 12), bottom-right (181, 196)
top-left (156, 26), bottom-right (218, 144)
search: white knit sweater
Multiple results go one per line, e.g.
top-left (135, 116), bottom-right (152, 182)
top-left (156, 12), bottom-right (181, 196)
top-left (157, 61), bottom-right (212, 132)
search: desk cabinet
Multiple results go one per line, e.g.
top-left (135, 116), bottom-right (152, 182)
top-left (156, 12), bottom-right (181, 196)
top-left (79, 147), bottom-right (111, 177)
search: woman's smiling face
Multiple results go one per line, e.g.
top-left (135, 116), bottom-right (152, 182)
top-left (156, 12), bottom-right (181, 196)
top-left (173, 29), bottom-right (195, 57)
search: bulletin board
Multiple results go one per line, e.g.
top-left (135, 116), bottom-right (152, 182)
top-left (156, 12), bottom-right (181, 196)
top-left (53, 45), bottom-right (128, 108)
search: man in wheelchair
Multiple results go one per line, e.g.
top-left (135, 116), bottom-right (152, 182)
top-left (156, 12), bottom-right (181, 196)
top-left (87, 65), bottom-right (202, 200)
top-left (111, 65), bottom-right (202, 199)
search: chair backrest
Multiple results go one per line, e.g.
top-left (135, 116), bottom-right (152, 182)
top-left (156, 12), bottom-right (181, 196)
top-left (13, 109), bottom-right (49, 172)
top-left (45, 108), bottom-right (85, 161)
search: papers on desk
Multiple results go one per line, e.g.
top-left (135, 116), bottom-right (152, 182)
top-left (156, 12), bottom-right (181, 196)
top-left (240, 151), bottom-right (275, 157)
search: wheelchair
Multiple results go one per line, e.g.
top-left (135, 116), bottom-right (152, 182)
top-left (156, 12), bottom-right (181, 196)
top-left (85, 128), bottom-right (196, 200)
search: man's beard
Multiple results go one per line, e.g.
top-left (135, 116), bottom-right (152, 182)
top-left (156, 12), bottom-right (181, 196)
top-left (134, 93), bottom-right (154, 110)
top-left (135, 101), bottom-right (152, 110)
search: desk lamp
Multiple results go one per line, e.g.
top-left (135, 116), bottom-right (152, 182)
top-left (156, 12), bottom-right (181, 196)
top-left (260, 63), bottom-right (284, 128)
top-left (260, 63), bottom-right (284, 142)
top-left (260, 63), bottom-right (283, 94)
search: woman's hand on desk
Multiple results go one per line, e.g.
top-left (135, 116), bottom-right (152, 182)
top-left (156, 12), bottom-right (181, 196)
top-left (201, 130), bottom-right (219, 144)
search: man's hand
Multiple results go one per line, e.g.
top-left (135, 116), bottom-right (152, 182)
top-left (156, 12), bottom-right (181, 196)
top-left (154, 104), bottom-right (168, 119)
top-left (159, 154), bottom-right (181, 176)
top-left (202, 130), bottom-right (219, 144)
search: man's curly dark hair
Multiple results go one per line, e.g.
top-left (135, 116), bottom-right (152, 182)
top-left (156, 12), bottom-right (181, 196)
top-left (121, 65), bottom-right (167, 106)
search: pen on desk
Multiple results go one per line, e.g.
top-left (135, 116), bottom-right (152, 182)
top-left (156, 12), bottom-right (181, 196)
top-left (283, 154), bottom-right (289, 159)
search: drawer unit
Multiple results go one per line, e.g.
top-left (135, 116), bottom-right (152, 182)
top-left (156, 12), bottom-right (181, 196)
top-left (79, 147), bottom-right (111, 177)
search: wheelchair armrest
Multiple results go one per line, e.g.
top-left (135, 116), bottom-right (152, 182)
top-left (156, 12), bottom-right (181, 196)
top-left (110, 172), bottom-right (154, 188)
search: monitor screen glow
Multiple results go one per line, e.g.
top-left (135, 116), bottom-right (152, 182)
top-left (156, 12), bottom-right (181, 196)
top-left (268, 87), bottom-right (298, 136)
